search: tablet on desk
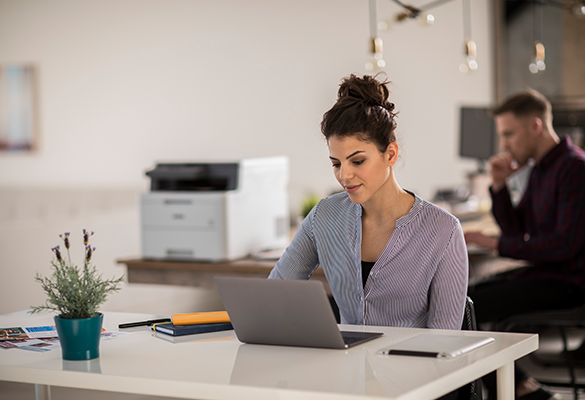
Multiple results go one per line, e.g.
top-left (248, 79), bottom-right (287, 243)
top-left (377, 333), bottom-right (494, 359)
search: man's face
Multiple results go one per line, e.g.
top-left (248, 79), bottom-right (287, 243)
top-left (495, 112), bottom-right (537, 166)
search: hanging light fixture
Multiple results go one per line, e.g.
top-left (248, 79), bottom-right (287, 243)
top-left (529, 2), bottom-right (546, 74)
top-left (366, 37), bottom-right (386, 71)
top-left (366, 0), bottom-right (386, 71)
top-left (377, 0), bottom-right (476, 72)
top-left (529, 41), bottom-right (546, 74)
top-left (459, 0), bottom-right (477, 73)
top-left (371, 0), bottom-right (585, 77)
top-left (377, 0), bottom-right (438, 30)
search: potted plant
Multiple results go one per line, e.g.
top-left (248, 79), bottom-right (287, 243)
top-left (30, 230), bottom-right (124, 360)
top-left (299, 194), bottom-right (320, 219)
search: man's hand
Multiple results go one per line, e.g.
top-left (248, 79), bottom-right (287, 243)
top-left (489, 152), bottom-right (516, 192)
top-left (464, 231), bottom-right (499, 250)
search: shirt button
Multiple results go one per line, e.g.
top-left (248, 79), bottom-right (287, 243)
top-left (523, 233), bottom-right (530, 242)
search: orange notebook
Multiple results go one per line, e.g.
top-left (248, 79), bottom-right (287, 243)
top-left (171, 311), bottom-right (230, 326)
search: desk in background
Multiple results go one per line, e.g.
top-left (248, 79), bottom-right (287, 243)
top-left (117, 257), bottom-right (330, 293)
top-left (0, 310), bottom-right (537, 400)
top-left (118, 212), bottom-right (527, 291)
top-left (459, 211), bottom-right (530, 286)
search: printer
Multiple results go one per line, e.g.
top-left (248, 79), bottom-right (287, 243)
top-left (140, 156), bottom-right (289, 261)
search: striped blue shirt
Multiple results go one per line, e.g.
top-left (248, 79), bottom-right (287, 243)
top-left (268, 192), bottom-right (468, 330)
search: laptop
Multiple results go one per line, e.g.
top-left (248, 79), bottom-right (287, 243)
top-left (214, 277), bottom-right (383, 349)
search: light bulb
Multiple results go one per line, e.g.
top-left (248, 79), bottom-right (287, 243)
top-left (366, 57), bottom-right (386, 71)
top-left (366, 37), bottom-right (385, 71)
top-left (529, 41), bottom-right (546, 74)
top-left (418, 12), bottom-right (435, 26)
top-left (460, 39), bottom-right (478, 73)
top-left (572, 3), bottom-right (585, 18)
top-left (378, 20), bottom-right (392, 31)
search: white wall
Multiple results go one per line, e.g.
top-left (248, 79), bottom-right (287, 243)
top-left (0, 0), bottom-right (494, 315)
top-left (0, 0), bottom-right (493, 203)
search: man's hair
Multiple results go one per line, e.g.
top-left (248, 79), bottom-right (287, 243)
top-left (492, 89), bottom-right (552, 125)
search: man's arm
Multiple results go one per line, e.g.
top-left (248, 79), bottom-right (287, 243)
top-left (465, 153), bottom-right (524, 249)
top-left (497, 160), bottom-right (585, 263)
top-left (489, 153), bottom-right (526, 235)
top-left (464, 231), bottom-right (498, 250)
top-left (490, 152), bottom-right (516, 193)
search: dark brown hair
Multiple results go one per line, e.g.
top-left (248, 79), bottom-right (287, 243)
top-left (321, 74), bottom-right (397, 153)
top-left (492, 89), bottom-right (552, 125)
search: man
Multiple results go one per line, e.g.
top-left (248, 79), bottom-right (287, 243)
top-left (466, 89), bottom-right (585, 400)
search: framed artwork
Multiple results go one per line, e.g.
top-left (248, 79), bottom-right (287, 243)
top-left (0, 64), bottom-right (38, 152)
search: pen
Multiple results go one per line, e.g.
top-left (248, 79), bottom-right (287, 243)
top-left (118, 318), bottom-right (172, 329)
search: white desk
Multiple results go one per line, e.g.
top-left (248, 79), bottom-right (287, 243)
top-left (0, 310), bottom-right (538, 400)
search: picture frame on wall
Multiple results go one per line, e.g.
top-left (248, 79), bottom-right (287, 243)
top-left (0, 64), bottom-right (38, 152)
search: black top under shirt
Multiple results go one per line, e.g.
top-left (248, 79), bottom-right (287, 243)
top-left (362, 261), bottom-right (375, 287)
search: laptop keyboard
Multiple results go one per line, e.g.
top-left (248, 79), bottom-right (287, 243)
top-left (342, 335), bottom-right (367, 345)
top-left (340, 331), bottom-right (384, 347)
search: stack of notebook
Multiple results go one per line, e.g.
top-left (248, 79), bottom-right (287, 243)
top-left (152, 311), bottom-right (233, 336)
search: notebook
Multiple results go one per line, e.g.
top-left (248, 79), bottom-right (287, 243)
top-left (214, 277), bottom-right (383, 349)
top-left (152, 322), bottom-right (233, 336)
top-left (377, 333), bottom-right (494, 359)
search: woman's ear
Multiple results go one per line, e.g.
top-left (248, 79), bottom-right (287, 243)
top-left (386, 142), bottom-right (399, 167)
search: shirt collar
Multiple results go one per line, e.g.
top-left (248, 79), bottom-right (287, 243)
top-left (354, 190), bottom-right (422, 229)
top-left (395, 191), bottom-right (423, 228)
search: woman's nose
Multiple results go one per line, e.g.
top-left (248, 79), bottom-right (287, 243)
top-left (338, 164), bottom-right (353, 181)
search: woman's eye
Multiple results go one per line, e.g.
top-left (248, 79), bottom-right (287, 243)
top-left (332, 163), bottom-right (340, 168)
top-left (353, 160), bottom-right (364, 166)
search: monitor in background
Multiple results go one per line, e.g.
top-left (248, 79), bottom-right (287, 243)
top-left (459, 107), bottom-right (497, 170)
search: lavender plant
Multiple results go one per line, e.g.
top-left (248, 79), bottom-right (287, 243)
top-left (30, 230), bottom-right (124, 319)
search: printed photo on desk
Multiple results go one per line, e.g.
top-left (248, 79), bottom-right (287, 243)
top-left (0, 324), bottom-right (132, 352)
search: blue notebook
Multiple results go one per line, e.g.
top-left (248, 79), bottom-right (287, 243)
top-left (152, 322), bottom-right (233, 336)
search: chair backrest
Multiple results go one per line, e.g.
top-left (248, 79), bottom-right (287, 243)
top-left (458, 296), bottom-right (482, 400)
top-left (462, 296), bottom-right (478, 331)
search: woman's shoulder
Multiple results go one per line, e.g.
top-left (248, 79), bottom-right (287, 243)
top-left (409, 193), bottom-right (461, 229)
top-left (312, 191), bottom-right (359, 218)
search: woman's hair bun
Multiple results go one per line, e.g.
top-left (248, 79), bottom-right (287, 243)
top-left (321, 73), bottom-right (398, 151)
top-left (338, 74), bottom-right (394, 112)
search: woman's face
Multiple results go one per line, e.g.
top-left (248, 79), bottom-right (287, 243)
top-left (328, 135), bottom-right (394, 205)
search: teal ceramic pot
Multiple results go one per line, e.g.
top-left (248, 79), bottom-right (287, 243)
top-left (54, 313), bottom-right (103, 360)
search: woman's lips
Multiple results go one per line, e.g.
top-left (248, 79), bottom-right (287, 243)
top-left (345, 185), bottom-right (361, 194)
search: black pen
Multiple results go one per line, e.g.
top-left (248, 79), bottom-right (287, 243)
top-left (118, 318), bottom-right (172, 329)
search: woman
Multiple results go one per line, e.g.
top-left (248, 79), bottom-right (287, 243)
top-left (269, 74), bottom-right (468, 330)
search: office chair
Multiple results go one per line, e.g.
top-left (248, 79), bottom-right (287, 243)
top-left (458, 296), bottom-right (483, 400)
top-left (439, 296), bottom-right (482, 400)
top-left (495, 303), bottom-right (585, 400)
